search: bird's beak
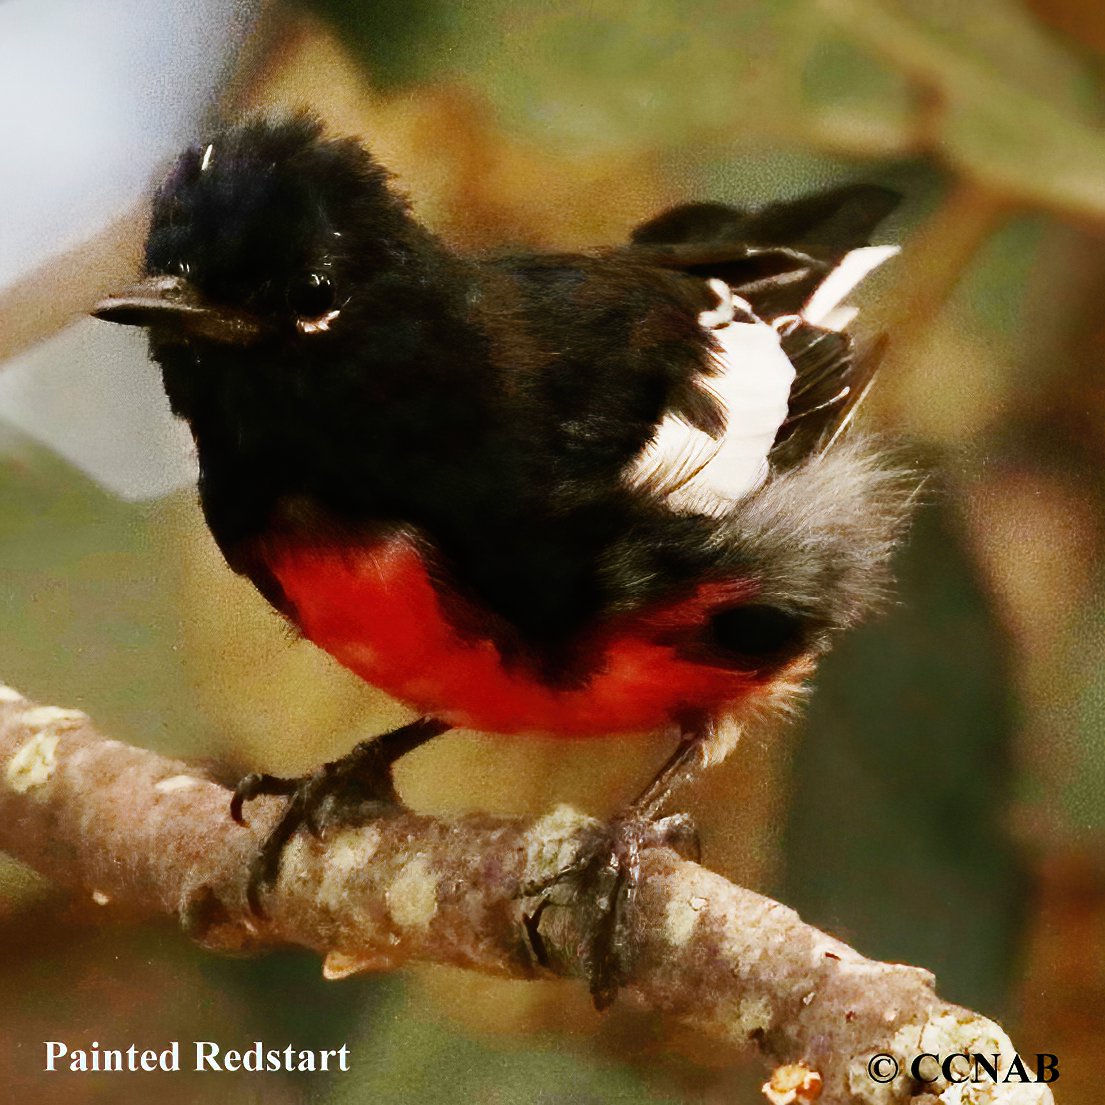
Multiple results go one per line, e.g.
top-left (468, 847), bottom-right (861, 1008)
top-left (93, 276), bottom-right (263, 345)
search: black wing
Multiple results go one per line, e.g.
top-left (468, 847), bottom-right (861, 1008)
top-left (626, 183), bottom-right (900, 464)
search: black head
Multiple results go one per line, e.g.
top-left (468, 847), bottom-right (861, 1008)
top-left (92, 116), bottom-right (484, 556)
top-left (95, 117), bottom-right (416, 346)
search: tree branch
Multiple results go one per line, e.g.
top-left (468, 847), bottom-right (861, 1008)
top-left (0, 683), bottom-right (1053, 1104)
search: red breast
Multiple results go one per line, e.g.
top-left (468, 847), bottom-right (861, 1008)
top-left (266, 535), bottom-right (779, 737)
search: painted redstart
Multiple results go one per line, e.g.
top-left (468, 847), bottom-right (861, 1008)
top-left (95, 117), bottom-right (912, 1005)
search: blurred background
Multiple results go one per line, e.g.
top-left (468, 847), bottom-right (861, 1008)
top-left (1, 0), bottom-right (1103, 1100)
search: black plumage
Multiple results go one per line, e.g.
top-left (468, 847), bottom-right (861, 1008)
top-left (94, 119), bottom-right (913, 996)
top-left (106, 118), bottom-right (906, 677)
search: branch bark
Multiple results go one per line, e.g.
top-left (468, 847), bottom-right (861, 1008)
top-left (0, 682), bottom-right (1053, 1105)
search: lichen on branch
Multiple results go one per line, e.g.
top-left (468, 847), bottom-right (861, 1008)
top-left (0, 684), bottom-right (1052, 1105)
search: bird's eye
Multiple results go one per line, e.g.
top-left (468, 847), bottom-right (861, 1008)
top-left (286, 272), bottom-right (337, 319)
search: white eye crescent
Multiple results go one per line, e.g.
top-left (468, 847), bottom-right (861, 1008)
top-left (287, 271), bottom-right (339, 331)
top-left (297, 309), bottom-right (341, 335)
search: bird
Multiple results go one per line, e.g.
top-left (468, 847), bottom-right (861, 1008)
top-left (94, 116), bottom-right (912, 1005)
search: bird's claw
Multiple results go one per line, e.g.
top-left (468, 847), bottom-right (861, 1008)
top-left (230, 744), bottom-right (405, 914)
top-left (230, 771), bottom-right (297, 825)
top-left (522, 809), bottom-right (700, 1010)
top-left (230, 718), bottom-right (449, 914)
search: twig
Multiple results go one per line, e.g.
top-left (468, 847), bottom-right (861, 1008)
top-left (814, 0), bottom-right (1105, 228)
top-left (0, 683), bottom-right (1053, 1104)
top-left (0, 206), bottom-right (147, 364)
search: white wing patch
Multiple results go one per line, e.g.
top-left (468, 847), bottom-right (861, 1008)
top-left (629, 279), bottom-right (795, 516)
top-left (628, 245), bottom-right (898, 516)
top-left (802, 244), bottom-right (899, 329)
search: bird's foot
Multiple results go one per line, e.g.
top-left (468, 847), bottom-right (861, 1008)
top-left (230, 751), bottom-right (397, 913)
top-left (230, 716), bottom-right (449, 913)
top-left (522, 809), bottom-right (700, 1010)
